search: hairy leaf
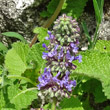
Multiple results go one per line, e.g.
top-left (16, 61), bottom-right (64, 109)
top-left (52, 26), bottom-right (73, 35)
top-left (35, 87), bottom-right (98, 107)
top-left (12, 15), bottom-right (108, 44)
top-left (95, 40), bottom-right (110, 52)
top-left (72, 50), bottom-right (110, 99)
top-left (40, 0), bottom-right (59, 17)
top-left (10, 87), bottom-right (38, 110)
top-left (82, 79), bottom-right (107, 103)
top-left (61, 0), bottom-right (88, 18)
top-left (1, 84), bottom-right (38, 110)
top-left (5, 42), bottom-right (29, 75)
top-left (33, 27), bottom-right (49, 42)
top-left (28, 42), bottom-right (46, 73)
top-left (59, 96), bottom-right (84, 110)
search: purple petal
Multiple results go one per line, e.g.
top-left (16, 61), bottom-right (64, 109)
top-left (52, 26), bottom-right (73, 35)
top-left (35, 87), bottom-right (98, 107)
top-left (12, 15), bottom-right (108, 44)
top-left (54, 44), bottom-right (58, 50)
top-left (71, 80), bottom-right (76, 87)
top-left (69, 56), bottom-right (74, 62)
top-left (49, 35), bottom-right (54, 39)
top-left (75, 55), bottom-right (82, 62)
top-left (45, 37), bottom-right (49, 40)
top-left (72, 47), bottom-right (78, 53)
top-left (42, 52), bottom-right (48, 59)
top-left (56, 71), bottom-right (61, 77)
top-left (42, 43), bottom-right (48, 50)
top-left (48, 31), bottom-right (51, 35)
top-left (48, 52), bottom-right (53, 57)
top-left (70, 43), bottom-right (76, 48)
top-left (66, 50), bottom-right (71, 59)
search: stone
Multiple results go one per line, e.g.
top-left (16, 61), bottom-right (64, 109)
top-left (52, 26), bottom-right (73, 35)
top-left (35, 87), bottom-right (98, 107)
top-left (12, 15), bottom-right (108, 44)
top-left (0, 0), bottom-right (49, 43)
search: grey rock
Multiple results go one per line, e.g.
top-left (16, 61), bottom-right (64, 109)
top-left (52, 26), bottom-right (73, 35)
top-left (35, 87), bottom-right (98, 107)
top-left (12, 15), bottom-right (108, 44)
top-left (99, 1), bottom-right (110, 40)
top-left (0, 0), bottom-right (48, 42)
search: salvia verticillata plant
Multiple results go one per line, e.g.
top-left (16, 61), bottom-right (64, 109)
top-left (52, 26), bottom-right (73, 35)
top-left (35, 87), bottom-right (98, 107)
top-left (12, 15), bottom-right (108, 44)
top-left (37, 14), bottom-right (82, 109)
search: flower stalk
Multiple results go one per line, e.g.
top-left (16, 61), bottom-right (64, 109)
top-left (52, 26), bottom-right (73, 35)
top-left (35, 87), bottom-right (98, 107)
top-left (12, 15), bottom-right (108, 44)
top-left (51, 97), bottom-right (57, 110)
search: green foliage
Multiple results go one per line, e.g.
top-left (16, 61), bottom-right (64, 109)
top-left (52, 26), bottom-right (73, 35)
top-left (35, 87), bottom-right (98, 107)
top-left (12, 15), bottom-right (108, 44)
top-left (28, 42), bottom-right (46, 73)
top-left (40, 0), bottom-right (59, 17)
top-left (7, 75), bottom-right (36, 86)
top-left (104, 106), bottom-right (110, 110)
top-left (93, 0), bottom-right (104, 23)
top-left (40, 0), bottom-right (88, 19)
top-left (82, 95), bottom-right (94, 110)
top-left (59, 96), bottom-right (84, 110)
top-left (1, 32), bottom-right (26, 42)
top-left (33, 27), bottom-right (49, 42)
top-left (5, 42), bottom-right (29, 75)
top-left (0, 42), bottom-right (8, 52)
top-left (61, 0), bottom-right (88, 18)
top-left (72, 50), bottom-right (110, 99)
top-left (1, 84), bottom-right (38, 110)
top-left (81, 21), bottom-right (92, 48)
top-left (95, 40), bottom-right (110, 52)
top-left (82, 79), bottom-right (107, 103)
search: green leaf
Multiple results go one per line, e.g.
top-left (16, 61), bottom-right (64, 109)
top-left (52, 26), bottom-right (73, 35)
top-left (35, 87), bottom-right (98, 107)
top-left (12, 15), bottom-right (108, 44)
top-left (10, 87), bottom-right (38, 110)
top-left (82, 95), bottom-right (94, 110)
top-left (0, 90), bottom-right (5, 109)
top-left (93, 0), bottom-right (101, 23)
top-left (59, 96), bottom-right (84, 110)
top-left (1, 32), bottom-right (26, 42)
top-left (1, 84), bottom-right (38, 110)
top-left (81, 21), bottom-right (91, 45)
top-left (40, 0), bottom-right (59, 18)
top-left (104, 106), bottom-right (110, 110)
top-left (72, 50), bottom-right (110, 99)
top-left (96, 0), bottom-right (104, 18)
top-left (0, 42), bottom-right (8, 52)
top-left (61, 0), bottom-right (88, 18)
top-left (95, 40), bottom-right (110, 52)
top-left (82, 79), bottom-right (107, 103)
top-left (28, 42), bottom-right (46, 73)
top-left (5, 42), bottom-right (29, 75)
top-left (40, 11), bottom-right (51, 17)
top-left (7, 75), bottom-right (36, 86)
top-left (33, 27), bottom-right (49, 42)
top-left (100, 0), bottom-right (104, 18)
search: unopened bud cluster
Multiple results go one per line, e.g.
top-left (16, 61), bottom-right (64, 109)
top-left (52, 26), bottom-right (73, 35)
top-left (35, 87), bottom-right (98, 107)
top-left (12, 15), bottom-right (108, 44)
top-left (37, 14), bottom-right (82, 106)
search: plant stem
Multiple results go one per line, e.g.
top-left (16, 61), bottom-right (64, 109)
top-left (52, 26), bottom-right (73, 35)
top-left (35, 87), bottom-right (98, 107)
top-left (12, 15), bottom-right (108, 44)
top-left (51, 97), bottom-right (57, 110)
top-left (7, 75), bottom-right (37, 86)
top-left (43, 0), bottom-right (65, 28)
top-left (91, 23), bottom-right (100, 49)
top-left (29, 0), bottom-right (65, 47)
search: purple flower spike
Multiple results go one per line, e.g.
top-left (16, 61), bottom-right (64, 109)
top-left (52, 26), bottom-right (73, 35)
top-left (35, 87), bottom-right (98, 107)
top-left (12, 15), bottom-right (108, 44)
top-left (38, 15), bottom-right (82, 101)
